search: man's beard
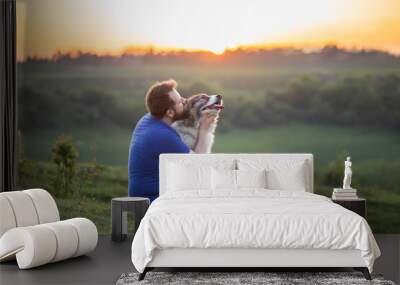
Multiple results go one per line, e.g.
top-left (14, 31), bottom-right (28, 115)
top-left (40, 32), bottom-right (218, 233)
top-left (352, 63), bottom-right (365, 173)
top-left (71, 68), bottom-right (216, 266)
top-left (172, 107), bottom-right (190, 122)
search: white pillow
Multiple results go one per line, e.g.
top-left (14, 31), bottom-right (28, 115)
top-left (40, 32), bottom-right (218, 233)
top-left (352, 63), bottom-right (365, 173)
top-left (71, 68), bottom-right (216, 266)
top-left (236, 169), bottom-right (267, 189)
top-left (266, 165), bottom-right (306, 191)
top-left (238, 159), bottom-right (308, 191)
top-left (212, 168), bottom-right (237, 191)
top-left (167, 162), bottom-right (212, 192)
top-left (211, 168), bottom-right (268, 191)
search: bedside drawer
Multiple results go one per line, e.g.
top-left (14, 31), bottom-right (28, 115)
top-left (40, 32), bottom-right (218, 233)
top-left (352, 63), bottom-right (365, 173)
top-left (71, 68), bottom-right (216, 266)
top-left (332, 199), bottom-right (366, 218)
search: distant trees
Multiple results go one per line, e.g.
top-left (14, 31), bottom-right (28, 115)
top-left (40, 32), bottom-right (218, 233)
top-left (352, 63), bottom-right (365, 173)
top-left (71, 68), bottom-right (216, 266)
top-left (213, 72), bottom-right (400, 131)
top-left (259, 73), bottom-right (400, 129)
top-left (18, 72), bottom-right (400, 132)
top-left (22, 45), bottom-right (400, 68)
top-left (18, 86), bottom-right (136, 130)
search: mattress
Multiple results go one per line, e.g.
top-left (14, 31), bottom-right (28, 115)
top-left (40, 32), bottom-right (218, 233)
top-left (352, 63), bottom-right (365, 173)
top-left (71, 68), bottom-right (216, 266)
top-left (131, 190), bottom-right (380, 273)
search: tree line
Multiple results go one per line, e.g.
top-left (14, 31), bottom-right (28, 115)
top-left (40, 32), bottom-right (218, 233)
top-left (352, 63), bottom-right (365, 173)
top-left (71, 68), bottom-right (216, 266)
top-left (21, 45), bottom-right (400, 68)
top-left (19, 73), bottom-right (400, 132)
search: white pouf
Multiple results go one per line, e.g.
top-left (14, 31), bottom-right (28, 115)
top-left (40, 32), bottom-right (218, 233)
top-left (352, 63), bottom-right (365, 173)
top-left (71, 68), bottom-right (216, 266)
top-left (0, 189), bottom-right (98, 269)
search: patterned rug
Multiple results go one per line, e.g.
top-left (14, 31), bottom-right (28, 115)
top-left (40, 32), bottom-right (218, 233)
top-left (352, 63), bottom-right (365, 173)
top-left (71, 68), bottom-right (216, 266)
top-left (116, 271), bottom-right (396, 285)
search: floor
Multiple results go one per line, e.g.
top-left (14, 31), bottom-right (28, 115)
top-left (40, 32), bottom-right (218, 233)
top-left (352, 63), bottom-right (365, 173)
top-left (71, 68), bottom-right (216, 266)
top-left (0, 236), bottom-right (133, 285)
top-left (0, 235), bottom-right (399, 285)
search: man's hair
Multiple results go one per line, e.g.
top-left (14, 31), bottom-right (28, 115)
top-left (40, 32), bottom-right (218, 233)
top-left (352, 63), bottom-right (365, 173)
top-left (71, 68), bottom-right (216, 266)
top-left (145, 79), bottom-right (177, 119)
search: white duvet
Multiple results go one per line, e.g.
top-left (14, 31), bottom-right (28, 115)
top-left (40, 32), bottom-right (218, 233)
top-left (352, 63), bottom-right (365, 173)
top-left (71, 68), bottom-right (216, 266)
top-left (131, 190), bottom-right (380, 273)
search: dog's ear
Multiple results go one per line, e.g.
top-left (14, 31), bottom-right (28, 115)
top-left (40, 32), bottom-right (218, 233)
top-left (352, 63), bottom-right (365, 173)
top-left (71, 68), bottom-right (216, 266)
top-left (187, 94), bottom-right (202, 105)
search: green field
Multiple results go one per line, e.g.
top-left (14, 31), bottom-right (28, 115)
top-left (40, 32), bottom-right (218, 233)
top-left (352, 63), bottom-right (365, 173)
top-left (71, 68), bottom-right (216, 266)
top-left (21, 124), bottom-right (400, 166)
top-left (18, 124), bottom-right (400, 234)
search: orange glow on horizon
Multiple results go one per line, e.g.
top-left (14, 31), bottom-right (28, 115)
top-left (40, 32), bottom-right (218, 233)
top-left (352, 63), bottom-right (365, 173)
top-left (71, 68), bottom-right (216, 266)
top-left (30, 41), bottom-right (398, 62)
top-left (16, 0), bottom-right (400, 61)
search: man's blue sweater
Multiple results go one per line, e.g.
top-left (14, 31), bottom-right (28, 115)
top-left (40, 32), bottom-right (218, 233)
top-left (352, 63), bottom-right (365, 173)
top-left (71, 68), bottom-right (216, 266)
top-left (128, 113), bottom-right (190, 202)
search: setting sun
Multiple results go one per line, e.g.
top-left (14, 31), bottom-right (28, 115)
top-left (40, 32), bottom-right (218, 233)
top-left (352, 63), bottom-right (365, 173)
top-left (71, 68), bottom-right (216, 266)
top-left (17, 0), bottom-right (400, 60)
top-left (208, 46), bottom-right (226, 55)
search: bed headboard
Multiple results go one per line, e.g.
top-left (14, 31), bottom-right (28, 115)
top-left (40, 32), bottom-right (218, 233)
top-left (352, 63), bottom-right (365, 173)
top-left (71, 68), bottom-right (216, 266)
top-left (159, 153), bottom-right (314, 196)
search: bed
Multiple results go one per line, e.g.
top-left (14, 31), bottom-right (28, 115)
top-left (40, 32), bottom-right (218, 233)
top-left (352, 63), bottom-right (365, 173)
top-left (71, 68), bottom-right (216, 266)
top-left (131, 154), bottom-right (381, 280)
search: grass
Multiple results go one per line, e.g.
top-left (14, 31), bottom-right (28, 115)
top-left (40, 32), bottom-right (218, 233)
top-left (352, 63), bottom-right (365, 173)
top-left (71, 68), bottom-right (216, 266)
top-left (18, 125), bottom-right (400, 234)
top-left (21, 124), bottom-right (400, 166)
top-left (214, 124), bottom-right (400, 166)
top-left (18, 161), bottom-right (128, 234)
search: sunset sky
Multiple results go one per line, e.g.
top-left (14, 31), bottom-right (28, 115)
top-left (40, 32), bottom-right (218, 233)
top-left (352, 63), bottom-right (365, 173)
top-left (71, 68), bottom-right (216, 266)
top-left (16, 0), bottom-right (400, 61)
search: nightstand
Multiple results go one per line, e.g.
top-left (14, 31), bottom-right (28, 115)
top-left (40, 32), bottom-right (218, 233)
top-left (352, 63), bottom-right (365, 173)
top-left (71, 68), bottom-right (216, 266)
top-left (332, 198), bottom-right (366, 218)
top-left (111, 197), bottom-right (150, 242)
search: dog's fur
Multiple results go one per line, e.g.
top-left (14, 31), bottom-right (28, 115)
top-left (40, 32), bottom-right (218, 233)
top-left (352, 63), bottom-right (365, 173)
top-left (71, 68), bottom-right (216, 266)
top-left (172, 94), bottom-right (223, 153)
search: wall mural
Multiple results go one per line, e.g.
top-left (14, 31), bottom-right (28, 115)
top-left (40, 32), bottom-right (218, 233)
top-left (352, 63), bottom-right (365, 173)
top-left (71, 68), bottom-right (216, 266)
top-left (16, 0), bottom-right (400, 234)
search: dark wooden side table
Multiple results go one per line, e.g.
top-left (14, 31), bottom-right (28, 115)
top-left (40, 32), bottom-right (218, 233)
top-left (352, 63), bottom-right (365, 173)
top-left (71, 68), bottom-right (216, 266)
top-left (332, 198), bottom-right (366, 218)
top-left (111, 197), bottom-right (150, 242)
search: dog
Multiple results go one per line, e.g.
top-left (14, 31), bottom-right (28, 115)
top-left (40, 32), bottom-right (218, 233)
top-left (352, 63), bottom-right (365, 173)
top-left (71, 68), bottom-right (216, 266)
top-left (172, 94), bottom-right (223, 153)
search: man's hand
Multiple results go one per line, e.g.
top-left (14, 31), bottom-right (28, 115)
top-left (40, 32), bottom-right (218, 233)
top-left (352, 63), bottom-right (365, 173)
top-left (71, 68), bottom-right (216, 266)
top-left (199, 111), bottom-right (217, 132)
top-left (192, 111), bottom-right (217, 153)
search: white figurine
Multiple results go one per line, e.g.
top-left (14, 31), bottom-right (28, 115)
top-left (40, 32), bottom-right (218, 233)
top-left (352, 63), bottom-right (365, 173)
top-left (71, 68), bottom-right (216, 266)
top-left (343, 156), bottom-right (352, 189)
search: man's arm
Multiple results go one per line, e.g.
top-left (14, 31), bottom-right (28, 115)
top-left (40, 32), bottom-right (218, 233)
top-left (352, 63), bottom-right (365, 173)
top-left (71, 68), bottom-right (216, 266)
top-left (160, 129), bottom-right (191, 154)
top-left (192, 113), bottom-right (217, 153)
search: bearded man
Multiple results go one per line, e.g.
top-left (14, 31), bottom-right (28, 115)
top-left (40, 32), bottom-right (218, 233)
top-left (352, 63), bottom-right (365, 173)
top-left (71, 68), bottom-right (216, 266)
top-left (128, 79), bottom-right (215, 202)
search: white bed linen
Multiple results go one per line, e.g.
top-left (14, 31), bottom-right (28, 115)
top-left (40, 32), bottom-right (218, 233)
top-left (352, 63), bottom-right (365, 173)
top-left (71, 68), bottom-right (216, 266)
top-left (131, 190), bottom-right (380, 273)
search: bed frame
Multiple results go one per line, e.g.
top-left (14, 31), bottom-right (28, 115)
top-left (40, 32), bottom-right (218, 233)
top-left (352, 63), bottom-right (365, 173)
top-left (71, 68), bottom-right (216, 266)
top-left (140, 248), bottom-right (370, 280)
top-left (138, 154), bottom-right (372, 281)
